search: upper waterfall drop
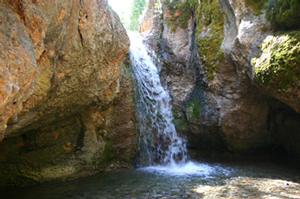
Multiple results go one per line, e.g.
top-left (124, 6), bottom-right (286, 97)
top-left (129, 31), bottom-right (187, 166)
top-left (128, 32), bottom-right (227, 176)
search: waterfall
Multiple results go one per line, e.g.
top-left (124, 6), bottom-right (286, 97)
top-left (129, 32), bottom-right (187, 166)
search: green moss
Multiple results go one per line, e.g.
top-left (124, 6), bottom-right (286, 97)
top-left (245, 0), bottom-right (268, 15)
top-left (187, 100), bottom-right (201, 117)
top-left (164, 0), bottom-right (198, 32)
top-left (172, 111), bottom-right (188, 129)
top-left (244, 0), bottom-right (300, 30)
top-left (164, 0), bottom-right (225, 80)
top-left (252, 31), bottom-right (300, 90)
top-left (102, 141), bottom-right (115, 160)
top-left (172, 118), bottom-right (188, 128)
top-left (149, 0), bottom-right (156, 9)
top-left (195, 0), bottom-right (224, 81)
top-left (267, 0), bottom-right (300, 30)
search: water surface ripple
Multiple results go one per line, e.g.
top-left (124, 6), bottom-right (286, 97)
top-left (2, 160), bottom-right (300, 199)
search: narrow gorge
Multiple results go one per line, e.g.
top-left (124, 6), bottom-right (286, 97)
top-left (1, 0), bottom-right (300, 198)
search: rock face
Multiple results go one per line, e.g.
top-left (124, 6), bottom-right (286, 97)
top-left (140, 0), bottom-right (300, 160)
top-left (139, 0), bottom-right (156, 33)
top-left (0, 2), bottom-right (39, 142)
top-left (192, 0), bottom-right (273, 152)
top-left (140, 1), bottom-right (198, 141)
top-left (0, 0), bottom-right (136, 186)
top-left (252, 31), bottom-right (300, 113)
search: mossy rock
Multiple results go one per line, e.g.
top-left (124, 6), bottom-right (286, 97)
top-left (243, 0), bottom-right (300, 30)
top-left (186, 100), bottom-right (201, 118)
top-left (245, 0), bottom-right (268, 15)
top-left (172, 111), bottom-right (188, 129)
top-left (163, 0), bottom-right (198, 32)
top-left (195, 0), bottom-right (224, 81)
top-left (252, 31), bottom-right (300, 90)
top-left (163, 0), bottom-right (225, 80)
top-left (267, 0), bottom-right (300, 30)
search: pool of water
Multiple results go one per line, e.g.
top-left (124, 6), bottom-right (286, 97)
top-left (2, 160), bottom-right (300, 199)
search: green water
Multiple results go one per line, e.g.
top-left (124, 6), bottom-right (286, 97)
top-left (1, 160), bottom-right (300, 199)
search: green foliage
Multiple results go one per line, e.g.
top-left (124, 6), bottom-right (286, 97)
top-left (120, 12), bottom-right (129, 28)
top-left (252, 31), bottom-right (300, 90)
top-left (245, 0), bottom-right (268, 15)
top-left (267, 0), bottom-right (300, 30)
top-left (128, 0), bottom-right (147, 31)
top-left (163, 0), bottom-right (198, 32)
top-left (195, 0), bottom-right (224, 81)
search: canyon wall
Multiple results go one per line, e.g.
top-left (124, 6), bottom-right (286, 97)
top-left (0, 0), bottom-right (136, 186)
top-left (140, 0), bottom-right (300, 160)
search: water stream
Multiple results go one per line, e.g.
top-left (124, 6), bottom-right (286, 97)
top-left (129, 31), bottom-right (225, 177)
top-left (1, 33), bottom-right (300, 198)
top-left (129, 32), bottom-right (186, 166)
top-left (2, 160), bottom-right (300, 198)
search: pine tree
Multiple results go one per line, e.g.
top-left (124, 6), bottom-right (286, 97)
top-left (128, 0), bottom-right (147, 31)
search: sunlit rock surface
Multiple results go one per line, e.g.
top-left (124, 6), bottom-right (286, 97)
top-left (190, 0), bottom-right (273, 153)
top-left (0, 0), bottom-right (136, 186)
top-left (139, 0), bottom-right (156, 33)
top-left (252, 31), bottom-right (300, 113)
top-left (141, 0), bottom-right (300, 159)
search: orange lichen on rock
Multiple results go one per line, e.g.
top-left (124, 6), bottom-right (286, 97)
top-left (63, 142), bottom-right (73, 150)
top-left (53, 131), bottom-right (59, 139)
top-left (55, 7), bottom-right (66, 25)
top-left (101, 73), bottom-right (107, 79)
top-left (17, 141), bottom-right (26, 147)
top-left (103, 88), bottom-right (112, 97)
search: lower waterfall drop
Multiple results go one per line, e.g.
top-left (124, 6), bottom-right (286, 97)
top-left (129, 32), bottom-right (187, 166)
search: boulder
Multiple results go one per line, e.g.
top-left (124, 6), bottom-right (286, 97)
top-left (0, 0), bottom-right (136, 186)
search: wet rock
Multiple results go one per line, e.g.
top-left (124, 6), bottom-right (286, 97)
top-left (141, 0), bottom-right (300, 159)
top-left (171, 189), bottom-right (181, 194)
top-left (188, 0), bottom-right (273, 152)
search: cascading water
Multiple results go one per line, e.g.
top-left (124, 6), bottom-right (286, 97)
top-left (129, 32), bottom-right (219, 176)
top-left (129, 32), bottom-right (187, 166)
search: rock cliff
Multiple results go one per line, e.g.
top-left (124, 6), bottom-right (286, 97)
top-left (139, 0), bottom-right (300, 160)
top-left (0, 0), bottom-right (136, 186)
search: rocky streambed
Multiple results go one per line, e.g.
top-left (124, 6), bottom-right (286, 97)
top-left (1, 160), bottom-right (300, 199)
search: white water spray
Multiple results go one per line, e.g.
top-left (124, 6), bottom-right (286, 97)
top-left (129, 32), bottom-right (220, 176)
top-left (129, 32), bottom-right (187, 166)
